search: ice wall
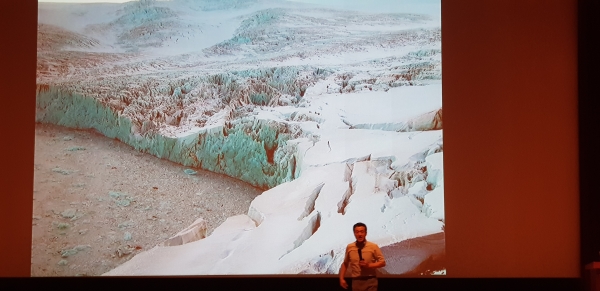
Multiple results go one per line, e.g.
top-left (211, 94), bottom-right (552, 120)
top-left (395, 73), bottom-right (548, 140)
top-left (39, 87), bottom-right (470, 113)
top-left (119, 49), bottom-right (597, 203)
top-left (36, 85), bottom-right (296, 189)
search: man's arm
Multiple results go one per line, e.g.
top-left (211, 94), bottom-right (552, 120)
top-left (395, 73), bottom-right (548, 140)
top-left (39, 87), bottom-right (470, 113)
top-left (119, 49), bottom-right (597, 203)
top-left (339, 261), bottom-right (348, 279)
top-left (366, 245), bottom-right (386, 268)
top-left (366, 260), bottom-right (386, 268)
top-left (339, 248), bottom-right (349, 289)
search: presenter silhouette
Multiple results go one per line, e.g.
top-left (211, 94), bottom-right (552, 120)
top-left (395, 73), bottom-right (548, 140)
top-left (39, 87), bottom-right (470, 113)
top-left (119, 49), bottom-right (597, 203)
top-left (339, 222), bottom-right (386, 291)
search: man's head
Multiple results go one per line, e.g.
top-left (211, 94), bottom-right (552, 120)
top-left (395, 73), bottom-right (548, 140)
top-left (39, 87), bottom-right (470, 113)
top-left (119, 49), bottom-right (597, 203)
top-left (353, 222), bottom-right (367, 243)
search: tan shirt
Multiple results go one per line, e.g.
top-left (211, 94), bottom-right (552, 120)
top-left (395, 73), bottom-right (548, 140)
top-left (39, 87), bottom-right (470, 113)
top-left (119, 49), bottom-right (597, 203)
top-left (343, 241), bottom-right (385, 277)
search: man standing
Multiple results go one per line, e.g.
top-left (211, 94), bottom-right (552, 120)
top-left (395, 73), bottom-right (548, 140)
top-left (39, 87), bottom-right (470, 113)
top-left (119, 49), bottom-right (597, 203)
top-left (339, 222), bottom-right (386, 291)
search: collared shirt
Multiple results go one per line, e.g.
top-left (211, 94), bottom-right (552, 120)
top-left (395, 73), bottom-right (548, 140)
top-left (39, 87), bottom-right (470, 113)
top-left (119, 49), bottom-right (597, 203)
top-left (343, 240), bottom-right (385, 278)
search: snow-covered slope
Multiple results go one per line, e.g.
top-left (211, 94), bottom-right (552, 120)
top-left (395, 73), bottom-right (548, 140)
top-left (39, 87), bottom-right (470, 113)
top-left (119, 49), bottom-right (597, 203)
top-left (36, 0), bottom-right (443, 275)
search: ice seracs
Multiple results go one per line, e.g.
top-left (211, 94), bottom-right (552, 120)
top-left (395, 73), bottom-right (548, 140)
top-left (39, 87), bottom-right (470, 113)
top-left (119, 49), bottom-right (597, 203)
top-left (106, 154), bottom-right (444, 275)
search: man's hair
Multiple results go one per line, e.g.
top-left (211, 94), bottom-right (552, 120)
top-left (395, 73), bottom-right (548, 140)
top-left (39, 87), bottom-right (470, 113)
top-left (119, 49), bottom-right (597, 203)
top-left (353, 222), bottom-right (367, 232)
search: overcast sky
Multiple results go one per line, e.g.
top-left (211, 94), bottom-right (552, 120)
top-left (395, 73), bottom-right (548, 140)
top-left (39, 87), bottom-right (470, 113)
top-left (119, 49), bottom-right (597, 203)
top-left (38, 0), bottom-right (132, 2)
top-left (38, 0), bottom-right (440, 16)
top-left (289, 0), bottom-right (439, 15)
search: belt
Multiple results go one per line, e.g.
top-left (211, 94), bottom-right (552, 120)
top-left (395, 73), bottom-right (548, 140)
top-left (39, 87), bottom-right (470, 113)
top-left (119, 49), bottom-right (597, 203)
top-left (353, 276), bottom-right (376, 280)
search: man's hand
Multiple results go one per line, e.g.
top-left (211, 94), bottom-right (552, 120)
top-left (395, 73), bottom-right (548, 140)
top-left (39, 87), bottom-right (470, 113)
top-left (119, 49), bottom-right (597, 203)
top-left (340, 278), bottom-right (348, 289)
top-left (359, 260), bottom-right (369, 268)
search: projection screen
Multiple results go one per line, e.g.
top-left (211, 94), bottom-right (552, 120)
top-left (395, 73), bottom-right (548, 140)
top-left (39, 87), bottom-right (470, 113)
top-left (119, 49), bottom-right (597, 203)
top-left (33, 0), bottom-right (443, 276)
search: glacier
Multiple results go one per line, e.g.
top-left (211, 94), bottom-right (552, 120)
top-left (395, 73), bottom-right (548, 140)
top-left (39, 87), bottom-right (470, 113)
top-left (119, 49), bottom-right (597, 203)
top-left (36, 0), bottom-right (444, 275)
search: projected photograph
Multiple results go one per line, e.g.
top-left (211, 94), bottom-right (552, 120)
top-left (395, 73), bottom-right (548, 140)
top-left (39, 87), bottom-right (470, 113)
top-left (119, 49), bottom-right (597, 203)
top-left (33, 0), bottom-right (443, 276)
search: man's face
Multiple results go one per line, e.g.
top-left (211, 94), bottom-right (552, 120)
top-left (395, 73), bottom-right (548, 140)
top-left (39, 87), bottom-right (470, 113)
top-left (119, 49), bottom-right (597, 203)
top-left (353, 226), bottom-right (367, 242)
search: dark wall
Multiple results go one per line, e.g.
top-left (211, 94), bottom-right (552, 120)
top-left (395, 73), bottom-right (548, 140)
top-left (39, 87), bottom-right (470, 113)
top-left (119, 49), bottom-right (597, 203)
top-left (1, 0), bottom-right (596, 289)
top-left (579, 0), bottom-right (600, 271)
top-left (0, 0), bottom-right (38, 277)
top-left (443, 0), bottom-right (579, 277)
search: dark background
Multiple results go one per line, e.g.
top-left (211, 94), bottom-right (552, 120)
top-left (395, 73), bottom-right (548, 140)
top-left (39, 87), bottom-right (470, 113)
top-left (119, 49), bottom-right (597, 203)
top-left (1, 0), bottom-right (598, 290)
